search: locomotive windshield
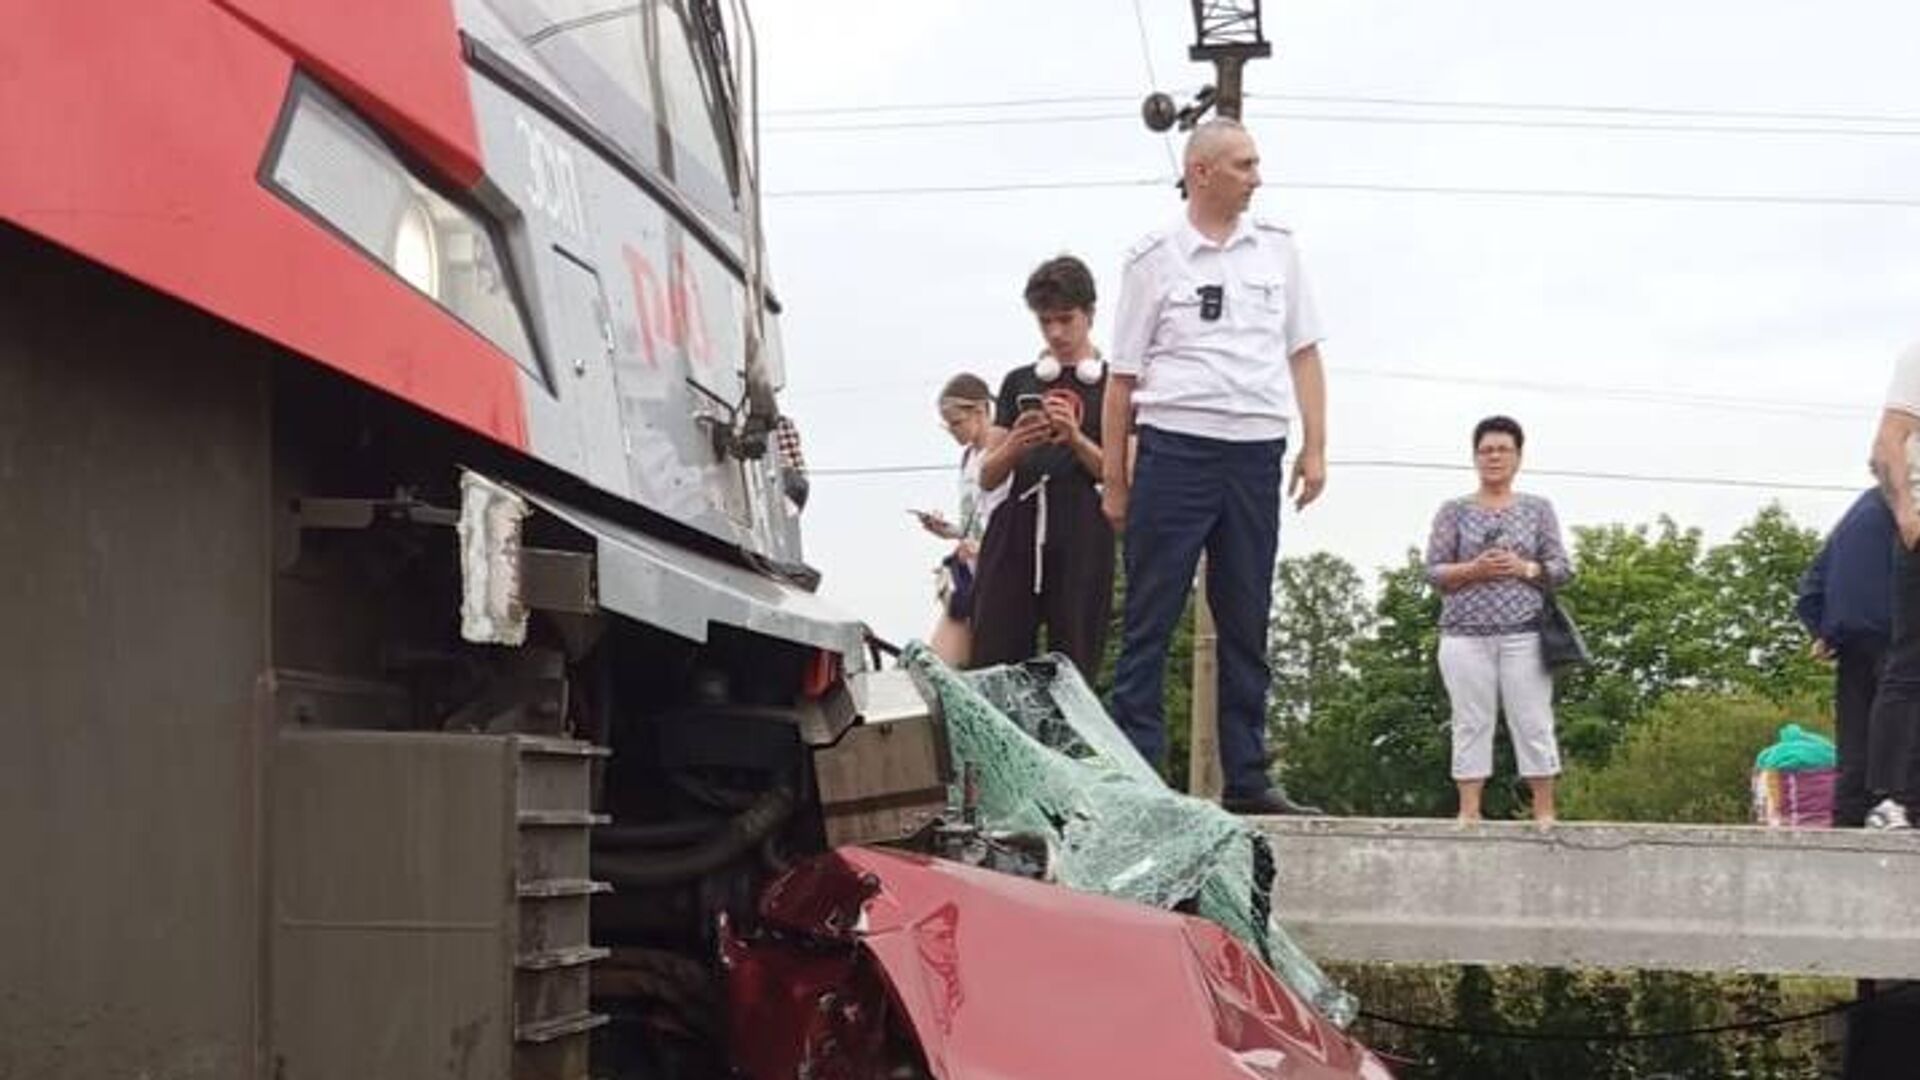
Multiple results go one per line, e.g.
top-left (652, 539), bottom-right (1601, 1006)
top-left (488, 0), bottom-right (739, 226)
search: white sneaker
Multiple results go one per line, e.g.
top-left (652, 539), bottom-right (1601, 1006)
top-left (1866, 799), bottom-right (1912, 830)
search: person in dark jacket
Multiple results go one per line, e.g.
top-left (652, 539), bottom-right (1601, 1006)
top-left (1796, 489), bottom-right (1899, 827)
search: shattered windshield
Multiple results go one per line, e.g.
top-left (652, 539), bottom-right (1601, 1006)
top-left (902, 645), bottom-right (1358, 1027)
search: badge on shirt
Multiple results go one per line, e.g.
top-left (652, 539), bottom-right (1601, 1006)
top-left (1196, 284), bottom-right (1224, 322)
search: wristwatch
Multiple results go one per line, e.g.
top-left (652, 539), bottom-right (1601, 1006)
top-left (1524, 561), bottom-right (1542, 582)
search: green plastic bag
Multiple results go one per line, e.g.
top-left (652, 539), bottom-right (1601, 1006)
top-left (1753, 723), bottom-right (1837, 772)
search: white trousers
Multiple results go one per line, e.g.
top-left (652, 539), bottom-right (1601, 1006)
top-left (1438, 632), bottom-right (1562, 781)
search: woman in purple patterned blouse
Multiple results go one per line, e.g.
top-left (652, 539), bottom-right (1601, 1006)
top-left (1424, 416), bottom-right (1573, 823)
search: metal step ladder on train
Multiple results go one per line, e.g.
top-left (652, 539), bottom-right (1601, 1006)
top-left (513, 735), bottom-right (612, 1080)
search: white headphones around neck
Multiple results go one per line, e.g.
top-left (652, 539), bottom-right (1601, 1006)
top-left (1034, 353), bottom-right (1105, 385)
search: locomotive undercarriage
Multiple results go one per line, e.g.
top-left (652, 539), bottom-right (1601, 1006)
top-left (271, 328), bottom-right (946, 1079)
top-left (0, 225), bottom-right (939, 1079)
top-left (276, 374), bottom-right (789, 1078)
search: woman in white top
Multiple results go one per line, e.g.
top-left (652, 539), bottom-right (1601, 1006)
top-left (918, 374), bottom-right (1000, 665)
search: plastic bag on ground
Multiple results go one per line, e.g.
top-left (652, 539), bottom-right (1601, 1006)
top-left (1752, 767), bottom-right (1836, 827)
top-left (1753, 723), bottom-right (1837, 772)
top-left (1749, 724), bottom-right (1838, 827)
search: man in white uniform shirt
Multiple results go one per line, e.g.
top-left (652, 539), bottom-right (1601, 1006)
top-left (1864, 340), bottom-right (1920, 829)
top-left (1101, 119), bottom-right (1328, 815)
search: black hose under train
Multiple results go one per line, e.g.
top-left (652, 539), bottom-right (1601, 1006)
top-left (593, 817), bottom-right (728, 849)
top-left (592, 784), bottom-right (797, 889)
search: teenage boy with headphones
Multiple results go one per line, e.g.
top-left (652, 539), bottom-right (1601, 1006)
top-left (970, 255), bottom-right (1116, 678)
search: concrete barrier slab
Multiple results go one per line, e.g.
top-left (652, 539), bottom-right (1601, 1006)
top-left (1256, 818), bottom-right (1920, 979)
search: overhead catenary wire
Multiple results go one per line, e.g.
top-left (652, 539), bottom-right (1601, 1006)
top-left (1333, 366), bottom-right (1868, 421)
top-left (767, 90), bottom-right (1920, 129)
top-left (770, 178), bottom-right (1172, 198)
top-left (764, 93), bottom-right (1140, 116)
top-left (1125, 0), bottom-right (1180, 176)
top-left (785, 366), bottom-right (1870, 422)
top-left (1271, 91), bottom-right (1920, 129)
top-left (1248, 179), bottom-right (1920, 211)
top-left (806, 459), bottom-right (1864, 495)
top-left (767, 176), bottom-right (1920, 210)
top-left (1263, 109), bottom-right (1920, 140)
top-left (766, 109), bottom-right (1920, 141)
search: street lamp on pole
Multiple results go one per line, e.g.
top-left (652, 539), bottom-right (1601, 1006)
top-left (1141, 0), bottom-right (1270, 130)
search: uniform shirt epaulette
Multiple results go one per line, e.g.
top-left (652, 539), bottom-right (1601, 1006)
top-left (1252, 217), bottom-right (1293, 235)
top-left (1123, 229), bottom-right (1170, 265)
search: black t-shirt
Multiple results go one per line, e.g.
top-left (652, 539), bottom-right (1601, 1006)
top-left (993, 363), bottom-right (1105, 492)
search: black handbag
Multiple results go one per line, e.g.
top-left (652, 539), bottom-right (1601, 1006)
top-left (938, 553), bottom-right (976, 620)
top-left (1538, 590), bottom-right (1592, 671)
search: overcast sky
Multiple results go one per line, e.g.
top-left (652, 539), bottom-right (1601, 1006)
top-left (751, 0), bottom-right (1920, 645)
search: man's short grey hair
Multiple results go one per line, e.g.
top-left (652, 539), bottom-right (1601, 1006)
top-left (1183, 118), bottom-right (1249, 171)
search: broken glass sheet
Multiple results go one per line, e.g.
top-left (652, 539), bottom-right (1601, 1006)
top-left (901, 644), bottom-right (1357, 1028)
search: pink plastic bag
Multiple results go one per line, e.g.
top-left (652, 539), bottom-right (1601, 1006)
top-left (1752, 767), bottom-right (1836, 827)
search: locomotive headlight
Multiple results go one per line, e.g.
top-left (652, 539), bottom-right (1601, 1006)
top-left (391, 198), bottom-right (441, 297)
top-left (264, 77), bottom-right (541, 377)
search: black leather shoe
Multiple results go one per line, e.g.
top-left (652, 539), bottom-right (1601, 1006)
top-left (1221, 787), bottom-right (1324, 816)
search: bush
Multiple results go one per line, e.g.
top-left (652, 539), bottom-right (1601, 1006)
top-left (1560, 694), bottom-right (1829, 825)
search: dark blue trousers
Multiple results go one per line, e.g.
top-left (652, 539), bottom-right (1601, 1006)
top-left (1110, 426), bottom-right (1284, 798)
top-left (1869, 535), bottom-right (1920, 810)
top-left (1834, 638), bottom-right (1885, 827)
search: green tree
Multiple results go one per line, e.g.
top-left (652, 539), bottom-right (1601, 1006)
top-left (1442, 965), bottom-right (1527, 1078)
top-left (1279, 551), bottom-right (1463, 817)
top-left (1696, 504), bottom-right (1826, 705)
top-left (1267, 552), bottom-right (1373, 737)
top-left (1518, 967), bottom-right (1635, 1080)
top-left (1557, 505), bottom-right (1828, 764)
top-left (1554, 517), bottom-right (1719, 763)
top-left (1721, 973), bottom-right (1836, 1079)
top-left (1627, 971), bottom-right (1728, 1078)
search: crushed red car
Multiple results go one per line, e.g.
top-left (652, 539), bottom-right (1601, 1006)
top-left (725, 847), bottom-right (1395, 1080)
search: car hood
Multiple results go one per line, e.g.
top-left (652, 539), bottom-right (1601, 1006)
top-left (737, 847), bottom-right (1393, 1080)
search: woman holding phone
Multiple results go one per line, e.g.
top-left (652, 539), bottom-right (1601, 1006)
top-left (918, 373), bottom-right (999, 666)
top-left (1424, 415), bottom-right (1574, 823)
